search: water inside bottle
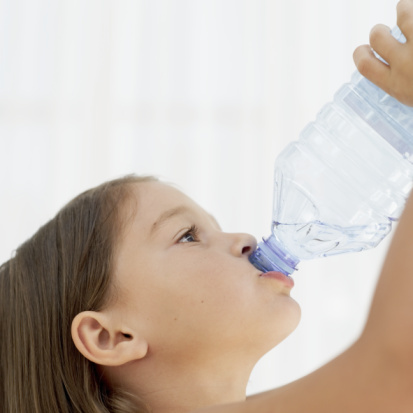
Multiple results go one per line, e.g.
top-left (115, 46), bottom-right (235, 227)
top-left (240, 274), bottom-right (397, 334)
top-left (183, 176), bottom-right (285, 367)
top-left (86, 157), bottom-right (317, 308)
top-left (273, 220), bottom-right (391, 260)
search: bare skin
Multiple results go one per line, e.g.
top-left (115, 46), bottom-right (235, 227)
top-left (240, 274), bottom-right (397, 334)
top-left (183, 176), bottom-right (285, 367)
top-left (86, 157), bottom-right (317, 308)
top-left (71, 1), bottom-right (413, 412)
top-left (195, 194), bottom-right (413, 413)
top-left (72, 182), bottom-right (301, 413)
top-left (353, 0), bottom-right (413, 106)
top-left (194, 1), bottom-right (413, 412)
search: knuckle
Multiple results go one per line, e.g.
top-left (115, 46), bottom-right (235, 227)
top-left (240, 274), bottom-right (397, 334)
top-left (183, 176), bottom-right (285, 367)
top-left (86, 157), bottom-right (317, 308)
top-left (355, 55), bottom-right (372, 77)
top-left (397, 0), bottom-right (408, 13)
top-left (353, 45), bottom-right (373, 77)
top-left (397, 0), bottom-right (412, 23)
top-left (369, 24), bottom-right (387, 47)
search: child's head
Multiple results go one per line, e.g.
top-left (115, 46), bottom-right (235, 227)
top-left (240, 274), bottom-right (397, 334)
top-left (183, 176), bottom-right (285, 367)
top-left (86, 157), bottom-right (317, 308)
top-left (0, 175), bottom-right (300, 412)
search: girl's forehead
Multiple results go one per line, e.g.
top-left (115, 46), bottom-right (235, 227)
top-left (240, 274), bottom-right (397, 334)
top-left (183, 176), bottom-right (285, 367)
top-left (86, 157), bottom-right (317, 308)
top-left (132, 182), bottom-right (220, 228)
top-left (133, 181), bottom-right (198, 211)
top-left (126, 182), bottom-right (201, 229)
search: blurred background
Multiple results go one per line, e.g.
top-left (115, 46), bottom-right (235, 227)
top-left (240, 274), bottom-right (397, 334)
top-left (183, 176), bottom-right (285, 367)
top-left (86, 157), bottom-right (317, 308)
top-left (0, 0), bottom-right (399, 395)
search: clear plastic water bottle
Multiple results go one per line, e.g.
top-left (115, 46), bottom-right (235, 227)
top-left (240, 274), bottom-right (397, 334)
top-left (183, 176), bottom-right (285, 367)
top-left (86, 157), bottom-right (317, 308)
top-left (249, 26), bottom-right (413, 276)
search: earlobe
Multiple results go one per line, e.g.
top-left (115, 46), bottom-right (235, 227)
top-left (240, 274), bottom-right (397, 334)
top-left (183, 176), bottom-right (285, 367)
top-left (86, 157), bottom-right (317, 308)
top-left (71, 311), bottom-right (148, 366)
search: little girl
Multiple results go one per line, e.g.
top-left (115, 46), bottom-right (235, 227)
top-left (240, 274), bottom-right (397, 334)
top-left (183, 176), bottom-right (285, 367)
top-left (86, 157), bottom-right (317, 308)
top-left (1, 1), bottom-right (413, 412)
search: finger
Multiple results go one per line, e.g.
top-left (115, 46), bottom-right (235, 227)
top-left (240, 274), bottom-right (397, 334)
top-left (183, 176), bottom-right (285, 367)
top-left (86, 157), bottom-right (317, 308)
top-left (397, 0), bottom-right (413, 40)
top-left (369, 24), bottom-right (401, 63)
top-left (353, 44), bottom-right (392, 91)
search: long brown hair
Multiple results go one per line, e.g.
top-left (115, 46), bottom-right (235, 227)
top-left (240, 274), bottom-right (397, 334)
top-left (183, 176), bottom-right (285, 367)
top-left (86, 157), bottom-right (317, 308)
top-left (0, 175), bottom-right (155, 413)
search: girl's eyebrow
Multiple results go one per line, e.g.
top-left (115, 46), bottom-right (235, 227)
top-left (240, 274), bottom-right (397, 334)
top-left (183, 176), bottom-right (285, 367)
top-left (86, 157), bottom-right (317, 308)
top-left (150, 206), bottom-right (190, 237)
top-left (149, 206), bottom-right (221, 237)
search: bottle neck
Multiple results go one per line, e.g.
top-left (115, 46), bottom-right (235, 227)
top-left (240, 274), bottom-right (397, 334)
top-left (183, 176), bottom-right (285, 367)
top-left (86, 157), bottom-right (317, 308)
top-left (249, 234), bottom-right (299, 276)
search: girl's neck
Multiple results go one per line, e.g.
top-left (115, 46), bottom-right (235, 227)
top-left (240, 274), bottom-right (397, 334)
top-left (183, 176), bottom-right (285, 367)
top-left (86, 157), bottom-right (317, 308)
top-left (108, 350), bottom-right (256, 413)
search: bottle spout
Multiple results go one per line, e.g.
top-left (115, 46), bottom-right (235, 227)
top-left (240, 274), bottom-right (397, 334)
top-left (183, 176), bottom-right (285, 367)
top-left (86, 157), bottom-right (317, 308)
top-left (249, 234), bottom-right (299, 276)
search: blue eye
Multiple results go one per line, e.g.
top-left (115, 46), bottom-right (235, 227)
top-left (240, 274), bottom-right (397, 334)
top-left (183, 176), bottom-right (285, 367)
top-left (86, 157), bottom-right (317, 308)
top-left (178, 225), bottom-right (199, 243)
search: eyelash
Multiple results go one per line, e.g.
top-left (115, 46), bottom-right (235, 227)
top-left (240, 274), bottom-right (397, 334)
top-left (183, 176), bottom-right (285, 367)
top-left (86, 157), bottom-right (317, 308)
top-left (178, 225), bottom-right (200, 243)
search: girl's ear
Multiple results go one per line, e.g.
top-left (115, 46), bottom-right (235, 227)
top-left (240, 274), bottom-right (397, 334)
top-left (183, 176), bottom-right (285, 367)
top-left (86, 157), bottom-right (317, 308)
top-left (71, 311), bottom-right (148, 366)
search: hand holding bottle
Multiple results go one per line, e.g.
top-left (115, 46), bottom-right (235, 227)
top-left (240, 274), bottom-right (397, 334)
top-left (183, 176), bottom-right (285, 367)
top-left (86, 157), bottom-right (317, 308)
top-left (353, 0), bottom-right (413, 106)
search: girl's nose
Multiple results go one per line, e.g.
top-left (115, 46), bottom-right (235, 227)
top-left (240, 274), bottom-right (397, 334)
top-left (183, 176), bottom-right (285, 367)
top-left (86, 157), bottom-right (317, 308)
top-left (230, 233), bottom-right (257, 257)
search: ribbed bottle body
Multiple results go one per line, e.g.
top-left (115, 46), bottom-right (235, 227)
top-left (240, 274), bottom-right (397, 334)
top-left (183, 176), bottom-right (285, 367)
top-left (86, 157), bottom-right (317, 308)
top-left (249, 27), bottom-right (413, 274)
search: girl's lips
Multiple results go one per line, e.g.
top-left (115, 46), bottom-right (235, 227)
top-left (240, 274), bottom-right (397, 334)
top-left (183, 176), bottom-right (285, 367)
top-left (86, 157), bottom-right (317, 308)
top-left (260, 271), bottom-right (295, 288)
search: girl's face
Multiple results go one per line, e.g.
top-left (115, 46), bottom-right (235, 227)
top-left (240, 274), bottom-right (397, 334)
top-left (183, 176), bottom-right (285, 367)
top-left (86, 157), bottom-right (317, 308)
top-left (110, 181), bottom-right (300, 363)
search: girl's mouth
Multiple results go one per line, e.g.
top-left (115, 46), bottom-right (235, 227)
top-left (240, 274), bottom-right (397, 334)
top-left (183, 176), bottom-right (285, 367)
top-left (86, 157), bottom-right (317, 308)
top-left (260, 271), bottom-right (295, 288)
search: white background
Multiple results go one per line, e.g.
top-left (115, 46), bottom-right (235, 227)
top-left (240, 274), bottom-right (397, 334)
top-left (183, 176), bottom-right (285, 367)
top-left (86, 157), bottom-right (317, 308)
top-left (0, 0), bottom-right (399, 395)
